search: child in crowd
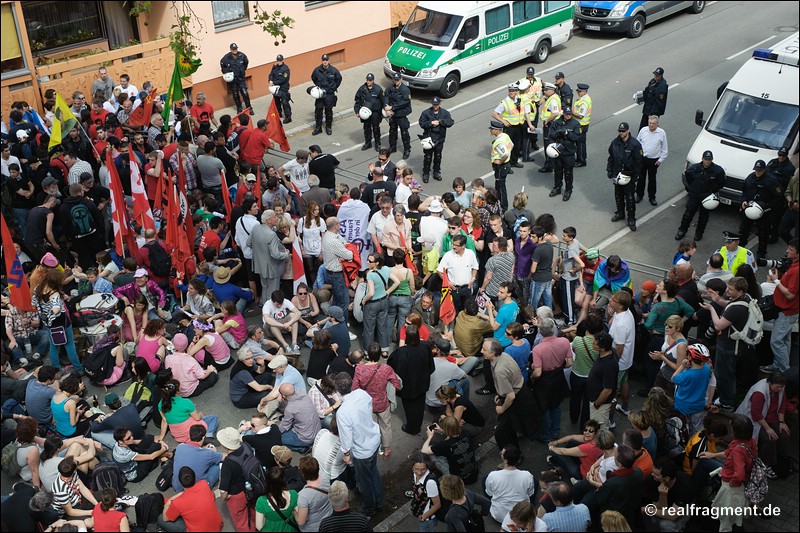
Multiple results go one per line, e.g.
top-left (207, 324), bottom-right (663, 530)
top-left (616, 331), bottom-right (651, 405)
top-left (673, 238), bottom-right (697, 265)
top-left (453, 177), bottom-right (471, 209)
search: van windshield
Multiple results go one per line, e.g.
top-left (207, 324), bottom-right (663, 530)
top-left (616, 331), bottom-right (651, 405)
top-left (706, 89), bottom-right (799, 150)
top-left (401, 7), bottom-right (464, 47)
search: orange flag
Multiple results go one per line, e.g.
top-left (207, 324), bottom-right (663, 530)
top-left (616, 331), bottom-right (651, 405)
top-left (1, 213), bottom-right (34, 311)
top-left (439, 271), bottom-right (456, 325)
top-left (266, 98), bottom-right (290, 152)
top-left (232, 108), bottom-right (254, 130)
top-left (221, 170), bottom-right (233, 222)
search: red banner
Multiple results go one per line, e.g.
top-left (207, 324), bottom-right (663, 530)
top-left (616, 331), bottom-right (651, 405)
top-left (266, 98), bottom-right (290, 152)
top-left (439, 271), bottom-right (456, 325)
top-left (1, 214), bottom-right (34, 311)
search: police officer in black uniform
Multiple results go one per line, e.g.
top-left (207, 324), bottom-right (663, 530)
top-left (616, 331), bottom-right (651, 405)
top-left (418, 96), bottom-right (455, 183)
top-left (767, 147), bottom-right (796, 242)
top-left (676, 150), bottom-right (726, 241)
top-left (547, 107), bottom-right (581, 202)
top-left (738, 159), bottom-right (784, 258)
top-left (607, 122), bottom-right (643, 231)
top-left (269, 54), bottom-right (292, 124)
top-left (640, 67), bottom-right (668, 130)
top-left (220, 43), bottom-right (253, 115)
top-left (384, 72), bottom-right (413, 159)
top-left (354, 73), bottom-right (385, 152)
top-left (310, 54), bottom-right (342, 136)
top-left (554, 71), bottom-right (573, 109)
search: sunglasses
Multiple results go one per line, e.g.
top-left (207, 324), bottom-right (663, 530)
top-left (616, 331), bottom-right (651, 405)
top-left (298, 291), bottom-right (308, 295)
top-left (378, 158), bottom-right (388, 162)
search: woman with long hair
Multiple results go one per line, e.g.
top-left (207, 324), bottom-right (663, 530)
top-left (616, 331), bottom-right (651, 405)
top-left (650, 314), bottom-right (689, 395)
top-left (291, 282), bottom-right (321, 341)
top-left (307, 329), bottom-right (337, 381)
top-left (91, 487), bottom-right (130, 532)
top-left (92, 324), bottom-right (127, 386)
top-left (297, 201), bottom-right (326, 286)
top-left (212, 300), bottom-right (248, 350)
top-left (122, 293), bottom-right (148, 343)
top-left (32, 268), bottom-right (84, 373)
top-left (353, 342), bottom-right (402, 458)
top-left (136, 319), bottom-right (169, 373)
top-left (95, 250), bottom-right (119, 280)
top-left (187, 318), bottom-right (233, 370)
top-left (51, 374), bottom-right (97, 438)
top-left (434, 384), bottom-right (485, 442)
top-left (546, 419), bottom-right (603, 481)
top-left (643, 279), bottom-right (695, 389)
top-left (175, 279), bottom-right (217, 325)
top-left (734, 263), bottom-right (761, 300)
top-left (39, 434), bottom-right (99, 490)
top-left (255, 466), bottom-right (299, 532)
top-left (461, 207), bottom-right (485, 253)
top-left (387, 248), bottom-right (416, 341)
top-left (307, 373), bottom-right (342, 429)
top-left (643, 387), bottom-right (673, 454)
top-left (157, 379), bottom-right (218, 444)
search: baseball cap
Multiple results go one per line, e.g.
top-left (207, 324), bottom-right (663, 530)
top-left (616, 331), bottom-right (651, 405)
top-left (268, 354), bottom-right (289, 369)
top-left (230, 43), bottom-right (238, 49)
top-left (104, 393), bottom-right (120, 407)
top-left (276, 54), bottom-right (284, 61)
top-left (641, 280), bottom-right (657, 294)
top-left (271, 445), bottom-right (293, 464)
top-left (392, 72), bottom-right (402, 81)
top-left (584, 248), bottom-right (600, 260)
top-left (16, 130), bottom-right (29, 140)
top-left (134, 268), bottom-right (149, 278)
top-left (618, 122), bottom-right (630, 132)
top-left (42, 176), bottom-right (58, 188)
top-left (326, 306), bottom-right (344, 321)
top-left (217, 427), bottom-right (242, 450)
top-left (723, 231), bottom-right (741, 242)
top-left (563, 107), bottom-right (572, 114)
top-left (554, 71), bottom-right (565, 79)
top-left (753, 160), bottom-right (766, 170)
top-left (778, 147), bottom-right (789, 156)
top-left (40, 252), bottom-right (59, 267)
top-left (431, 96), bottom-right (441, 105)
top-left (702, 150), bottom-right (714, 160)
top-left (366, 73), bottom-right (375, 81)
top-left (428, 199), bottom-right (444, 213)
top-left (245, 173), bottom-right (257, 182)
top-left (526, 66), bottom-right (535, 75)
top-left (489, 120), bottom-right (504, 130)
top-left (653, 67), bottom-right (664, 76)
top-left (576, 83), bottom-right (590, 91)
top-left (321, 53), bottom-right (329, 61)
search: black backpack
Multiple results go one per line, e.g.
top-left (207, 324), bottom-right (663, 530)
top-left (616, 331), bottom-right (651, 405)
top-left (145, 241), bottom-right (172, 277)
top-left (463, 493), bottom-right (485, 533)
top-left (91, 461), bottom-right (127, 494)
top-left (134, 492), bottom-right (165, 528)
top-left (84, 343), bottom-right (117, 384)
top-left (229, 442), bottom-right (267, 503)
top-left (70, 201), bottom-right (95, 236)
top-left (411, 471), bottom-right (451, 522)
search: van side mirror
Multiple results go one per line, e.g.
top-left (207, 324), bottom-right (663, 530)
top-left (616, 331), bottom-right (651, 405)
top-left (456, 38), bottom-right (465, 50)
top-left (695, 110), bottom-right (705, 127)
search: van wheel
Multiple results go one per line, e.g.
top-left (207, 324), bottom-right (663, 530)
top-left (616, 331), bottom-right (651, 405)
top-left (627, 14), bottom-right (645, 38)
top-left (532, 40), bottom-right (550, 64)
top-left (690, 1), bottom-right (705, 14)
top-left (439, 73), bottom-right (460, 99)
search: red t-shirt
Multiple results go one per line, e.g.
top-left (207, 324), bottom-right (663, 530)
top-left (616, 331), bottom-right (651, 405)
top-left (90, 109), bottom-right (109, 127)
top-left (161, 142), bottom-right (178, 162)
top-left (190, 103), bottom-right (215, 125)
top-left (577, 441), bottom-right (603, 478)
top-left (400, 324), bottom-right (430, 343)
top-left (775, 261), bottom-right (799, 315)
top-left (241, 130), bottom-right (272, 166)
top-left (238, 129), bottom-right (253, 156)
top-left (198, 229), bottom-right (222, 258)
top-left (94, 140), bottom-right (109, 158)
top-left (144, 162), bottom-right (159, 201)
top-left (92, 503), bottom-right (126, 532)
top-left (164, 481), bottom-right (223, 532)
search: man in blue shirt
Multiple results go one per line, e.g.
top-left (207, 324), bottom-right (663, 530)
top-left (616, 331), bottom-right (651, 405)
top-left (172, 424), bottom-right (223, 491)
top-left (208, 266), bottom-right (254, 313)
top-left (258, 355), bottom-right (306, 418)
top-left (477, 282), bottom-right (520, 396)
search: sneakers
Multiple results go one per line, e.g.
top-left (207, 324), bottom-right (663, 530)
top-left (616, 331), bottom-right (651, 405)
top-left (476, 387), bottom-right (494, 396)
top-left (284, 344), bottom-right (292, 354)
top-left (608, 418), bottom-right (616, 429)
top-left (759, 365), bottom-right (781, 374)
top-left (616, 404), bottom-right (631, 417)
top-left (713, 397), bottom-right (735, 412)
top-left (17, 357), bottom-right (28, 368)
top-left (404, 490), bottom-right (414, 498)
top-left (546, 455), bottom-right (557, 468)
top-left (32, 352), bottom-right (41, 360)
top-left (292, 344), bottom-right (301, 354)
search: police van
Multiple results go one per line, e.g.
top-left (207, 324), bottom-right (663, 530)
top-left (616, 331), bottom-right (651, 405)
top-left (383, 1), bottom-right (575, 98)
top-left (686, 33), bottom-right (799, 204)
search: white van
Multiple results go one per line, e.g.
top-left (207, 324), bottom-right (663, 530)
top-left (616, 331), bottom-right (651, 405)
top-left (383, 1), bottom-right (575, 98)
top-left (686, 33), bottom-right (799, 204)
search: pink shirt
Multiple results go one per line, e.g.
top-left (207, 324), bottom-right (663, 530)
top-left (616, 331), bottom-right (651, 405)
top-left (225, 313), bottom-right (248, 344)
top-left (165, 352), bottom-right (207, 397)
top-left (532, 336), bottom-right (573, 372)
top-left (136, 336), bottom-right (162, 372)
top-left (204, 333), bottom-right (231, 364)
top-left (351, 362), bottom-right (402, 413)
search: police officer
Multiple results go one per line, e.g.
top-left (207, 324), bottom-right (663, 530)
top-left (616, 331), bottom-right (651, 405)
top-left (538, 83), bottom-right (562, 173)
top-left (548, 107), bottom-right (581, 202)
top-left (738, 159), bottom-right (783, 258)
top-left (220, 43), bottom-right (252, 115)
top-left (767, 147), bottom-right (796, 242)
top-left (676, 150), bottom-right (726, 241)
top-left (354, 73), bottom-right (384, 152)
top-left (418, 96), bottom-right (454, 182)
top-left (489, 120), bottom-right (513, 211)
top-left (607, 122), bottom-right (643, 231)
top-left (523, 66), bottom-right (543, 158)
top-left (269, 54), bottom-right (292, 124)
top-left (310, 53), bottom-right (342, 136)
top-left (572, 83), bottom-right (592, 167)
top-left (384, 72), bottom-right (413, 159)
top-left (492, 84), bottom-right (529, 168)
top-left (640, 67), bottom-right (668, 130)
top-left (554, 71), bottom-right (573, 109)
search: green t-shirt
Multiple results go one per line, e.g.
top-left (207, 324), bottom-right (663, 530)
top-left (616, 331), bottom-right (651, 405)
top-left (159, 396), bottom-right (196, 424)
top-left (571, 334), bottom-right (598, 378)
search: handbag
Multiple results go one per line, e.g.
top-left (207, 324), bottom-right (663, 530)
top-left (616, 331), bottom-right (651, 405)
top-left (270, 496), bottom-right (300, 532)
top-left (758, 294), bottom-right (780, 322)
top-left (49, 326), bottom-right (68, 345)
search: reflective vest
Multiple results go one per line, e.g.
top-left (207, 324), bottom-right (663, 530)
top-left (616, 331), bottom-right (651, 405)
top-left (719, 245), bottom-right (748, 273)
top-left (525, 76), bottom-right (543, 103)
top-left (501, 97), bottom-right (526, 126)
top-left (541, 93), bottom-right (562, 123)
top-left (491, 132), bottom-right (513, 164)
top-left (573, 94), bottom-right (593, 127)
top-left (521, 93), bottom-right (538, 122)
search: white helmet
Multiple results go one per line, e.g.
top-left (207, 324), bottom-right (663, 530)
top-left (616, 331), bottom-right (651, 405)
top-left (516, 78), bottom-right (531, 92)
top-left (689, 343), bottom-right (711, 358)
top-left (744, 201), bottom-right (765, 220)
top-left (222, 72), bottom-right (235, 83)
top-left (358, 107), bottom-right (372, 120)
top-left (268, 85), bottom-right (280, 95)
top-left (633, 90), bottom-right (644, 105)
top-left (612, 172), bottom-right (632, 186)
top-left (545, 143), bottom-right (564, 159)
top-left (308, 86), bottom-right (326, 99)
top-left (701, 193), bottom-right (720, 210)
top-left (420, 137), bottom-right (434, 150)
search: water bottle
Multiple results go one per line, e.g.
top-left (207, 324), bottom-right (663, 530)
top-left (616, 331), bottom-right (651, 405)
top-left (244, 480), bottom-right (254, 501)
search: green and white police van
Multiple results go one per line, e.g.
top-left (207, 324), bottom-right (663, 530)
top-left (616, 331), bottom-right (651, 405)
top-left (384, 1), bottom-right (575, 98)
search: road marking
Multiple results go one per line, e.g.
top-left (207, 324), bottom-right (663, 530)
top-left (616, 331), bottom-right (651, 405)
top-left (593, 189), bottom-right (687, 251)
top-left (614, 83), bottom-right (680, 116)
top-left (726, 35), bottom-right (778, 61)
top-left (333, 38), bottom-right (628, 157)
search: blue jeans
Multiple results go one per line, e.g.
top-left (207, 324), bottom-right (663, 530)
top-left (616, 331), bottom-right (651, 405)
top-left (388, 295), bottom-right (413, 340)
top-left (329, 270), bottom-right (349, 324)
top-left (540, 406), bottom-right (561, 442)
top-left (549, 440), bottom-right (583, 480)
top-left (529, 279), bottom-right (553, 309)
top-left (49, 325), bottom-right (84, 372)
top-left (202, 415), bottom-right (219, 438)
top-left (352, 449), bottom-right (383, 516)
top-left (419, 517), bottom-right (439, 532)
top-left (363, 298), bottom-right (390, 349)
top-left (281, 429), bottom-right (313, 451)
top-left (90, 430), bottom-right (116, 450)
top-left (770, 312), bottom-right (797, 371)
top-left (458, 356), bottom-right (480, 376)
top-left (12, 207), bottom-right (30, 234)
top-left (11, 330), bottom-right (49, 361)
top-left (449, 376), bottom-right (471, 403)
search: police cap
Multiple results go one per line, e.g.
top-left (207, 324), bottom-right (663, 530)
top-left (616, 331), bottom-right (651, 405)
top-left (507, 84), bottom-right (519, 92)
top-left (543, 82), bottom-right (556, 91)
top-left (617, 122), bottom-right (630, 132)
top-left (366, 73), bottom-right (375, 81)
top-left (229, 43), bottom-right (238, 50)
top-left (431, 97), bottom-right (441, 105)
top-left (526, 66), bottom-right (535, 75)
top-left (653, 67), bottom-right (664, 76)
top-left (702, 150), bottom-right (714, 160)
top-left (321, 54), bottom-right (329, 61)
top-left (276, 54), bottom-right (284, 61)
top-left (778, 147), bottom-right (789, 156)
top-left (576, 83), bottom-right (590, 91)
top-left (392, 72), bottom-right (402, 81)
top-left (753, 160), bottom-right (766, 170)
top-left (723, 231), bottom-right (741, 242)
top-left (563, 107), bottom-right (572, 114)
top-left (554, 71), bottom-right (565, 79)
top-left (489, 120), bottom-right (504, 130)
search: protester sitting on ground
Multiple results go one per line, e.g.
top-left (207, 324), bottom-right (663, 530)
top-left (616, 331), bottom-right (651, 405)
top-left (157, 379), bottom-right (219, 444)
top-left (112, 425), bottom-right (170, 482)
top-left (421, 416), bottom-right (478, 484)
top-left (307, 329), bottom-right (339, 381)
top-left (172, 424), bottom-right (223, 492)
top-left (50, 456), bottom-right (98, 519)
top-left (187, 318), bottom-right (233, 370)
top-left (136, 319), bottom-right (168, 373)
top-left (91, 488), bottom-right (130, 532)
top-left (277, 383), bottom-right (322, 452)
top-left (121, 293), bottom-right (148, 343)
top-left (165, 333), bottom-right (219, 398)
top-left (38, 435), bottom-right (100, 492)
top-left (736, 371), bottom-right (790, 479)
top-left (229, 347), bottom-right (275, 409)
top-left (627, 410), bottom-right (657, 460)
top-left (547, 419), bottom-right (603, 481)
top-left (12, 417), bottom-right (46, 488)
top-left (51, 374), bottom-right (97, 438)
top-left (159, 466), bottom-right (224, 532)
top-left (242, 325), bottom-right (284, 363)
top-left (434, 384), bottom-right (485, 442)
top-left (211, 300), bottom-right (248, 350)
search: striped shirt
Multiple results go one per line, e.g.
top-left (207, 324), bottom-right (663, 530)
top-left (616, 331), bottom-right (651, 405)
top-left (321, 231), bottom-right (352, 273)
top-left (542, 503), bottom-right (591, 532)
top-left (51, 474), bottom-right (84, 515)
top-left (485, 252), bottom-right (515, 298)
top-left (319, 509), bottom-right (373, 532)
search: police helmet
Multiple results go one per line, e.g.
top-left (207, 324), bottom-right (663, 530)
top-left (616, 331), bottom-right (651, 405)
top-left (420, 137), bottom-right (435, 151)
top-left (358, 107), bottom-right (372, 120)
top-left (612, 172), bottom-right (632, 186)
top-left (545, 143), bottom-right (564, 159)
top-left (701, 194), bottom-right (720, 210)
top-left (268, 85), bottom-right (281, 95)
top-left (307, 86), bottom-right (326, 99)
top-left (516, 79), bottom-right (531, 92)
top-left (222, 72), bottom-right (235, 83)
top-left (744, 202), bottom-right (765, 220)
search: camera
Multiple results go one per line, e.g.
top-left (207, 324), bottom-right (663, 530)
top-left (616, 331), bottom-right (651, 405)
top-left (756, 256), bottom-right (790, 272)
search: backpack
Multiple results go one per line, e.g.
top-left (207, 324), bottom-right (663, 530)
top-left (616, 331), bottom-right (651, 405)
top-left (462, 492), bottom-right (486, 532)
top-left (727, 298), bottom-right (764, 350)
top-left (738, 443), bottom-right (769, 504)
top-left (411, 471), bottom-right (451, 522)
top-left (83, 343), bottom-right (117, 383)
top-left (229, 442), bottom-right (267, 503)
top-left (134, 492), bottom-right (165, 528)
top-left (91, 461), bottom-right (128, 494)
top-left (70, 201), bottom-right (95, 236)
top-left (664, 415), bottom-right (689, 459)
top-left (155, 458), bottom-right (174, 492)
top-left (1, 441), bottom-right (32, 478)
top-left (145, 241), bottom-right (172, 277)
top-left (508, 209), bottom-right (529, 238)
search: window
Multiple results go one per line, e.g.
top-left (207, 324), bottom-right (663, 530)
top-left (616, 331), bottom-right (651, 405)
top-left (212, 1), bottom-right (249, 29)
top-left (456, 16), bottom-right (480, 45)
top-left (1, 3), bottom-right (28, 76)
top-left (485, 5), bottom-right (511, 35)
top-left (545, 1), bottom-right (572, 14)
top-left (401, 7), bottom-right (463, 48)
top-left (513, 1), bottom-right (542, 24)
top-left (304, 1), bottom-right (342, 9)
top-left (22, 1), bottom-right (105, 55)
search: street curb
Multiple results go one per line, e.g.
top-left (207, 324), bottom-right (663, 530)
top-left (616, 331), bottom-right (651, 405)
top-left (374, 436), bottom-right (499, 532)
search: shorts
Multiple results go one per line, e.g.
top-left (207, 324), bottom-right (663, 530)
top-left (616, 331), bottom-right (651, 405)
top-left (616, 368), bottom-right (629, 390)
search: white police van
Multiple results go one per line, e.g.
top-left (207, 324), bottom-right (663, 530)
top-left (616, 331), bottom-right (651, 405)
top-left (575, 1), bottom-right (705, 38)
top-left (383, 1), bottom-right (575, 98)
top-left (686, 33), bottom-right (799, 204)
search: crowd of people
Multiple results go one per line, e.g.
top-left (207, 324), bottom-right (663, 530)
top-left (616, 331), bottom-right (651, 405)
top-left (1, 59), bottom-right (799, 533)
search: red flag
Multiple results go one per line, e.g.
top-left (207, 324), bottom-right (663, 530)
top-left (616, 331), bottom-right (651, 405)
top-left (126, 88), bottom-right (157, 128)
top-left (291, 234), bottom-right (307, 295)
top-left (220, 170), bottom-right (233, 223)
top-left (231, 108), bottom-right (254, 130)
top-left (130, 156), bottom-right (156, 231)
top-left (165, 184), bottom-right (193, 287)
top-left (439, 271), bottom-right (456, 325)
top-left (1, 213), bottom-right (34, 311)
top-left (106, 151), bottom-right (138, 257)
top-left (266, 98), bottom-right (290, 152)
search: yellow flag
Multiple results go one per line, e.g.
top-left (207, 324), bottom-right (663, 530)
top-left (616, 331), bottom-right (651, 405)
top-left (48, 93), bottom-right (78, 150)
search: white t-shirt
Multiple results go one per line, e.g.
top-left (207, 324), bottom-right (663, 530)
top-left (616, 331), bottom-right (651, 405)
top-left (437, 249), bottom-right (479, 286)
top-left (395, 182), bottom-right (412, 210)
top-left (283, 159), bottom-right (310, 192)
top-left (312, 429), bottom-right (346, 481)
top-left (501, 513), bottom-right (548, 532)
top-left (114, 84), bottom-right (139, 100)
top-left (420, 215), bottom-right (448, 253)
top-left (297, 217), bottom-right (326, 256)
top-left (262, 299), bottom-right (297, 322)
top-left (609, 309), bottom-right (635, 371)
top-left (485, 468), bottom-right (536, 523)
